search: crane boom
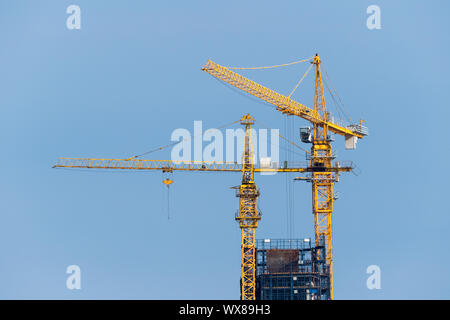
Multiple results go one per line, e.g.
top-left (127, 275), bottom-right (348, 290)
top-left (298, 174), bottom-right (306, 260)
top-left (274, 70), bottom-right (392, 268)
top-left (53, 158), bottom-right (353, 173)
top-left (201, 60), bottom-right (367, 139)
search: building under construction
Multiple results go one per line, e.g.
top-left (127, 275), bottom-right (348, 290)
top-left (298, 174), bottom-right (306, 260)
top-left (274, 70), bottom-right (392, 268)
top-left (252, 239), bottom-right (330, 300)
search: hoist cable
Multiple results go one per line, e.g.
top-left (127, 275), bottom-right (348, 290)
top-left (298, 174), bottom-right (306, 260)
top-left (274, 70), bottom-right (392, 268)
top-left (288, 63), bottom-right (313, 98)
top-left (126, 119), bottom-right (241, 160)
top-left (323, 76), bottom-right (344, 124)
top-left (322, 64), bottom-right (352, 123)
top-left (254, 119), bottom-right (310, 155)
top-left (226, 57), bottom-right (313, 70)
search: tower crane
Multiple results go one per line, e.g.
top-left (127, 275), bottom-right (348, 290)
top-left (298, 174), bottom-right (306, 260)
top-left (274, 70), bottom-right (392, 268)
top-left (201, 54), bottom-right (368, 299)
top-left (53, 114), bottom-right (355, 300)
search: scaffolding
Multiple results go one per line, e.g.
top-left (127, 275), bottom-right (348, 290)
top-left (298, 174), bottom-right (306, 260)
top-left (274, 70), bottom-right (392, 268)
top-left (254, 239), bottom-right (330, 300)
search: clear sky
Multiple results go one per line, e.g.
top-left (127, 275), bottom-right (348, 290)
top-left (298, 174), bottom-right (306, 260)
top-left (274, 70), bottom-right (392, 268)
top-left (1, 0), bottom-right (449, 299)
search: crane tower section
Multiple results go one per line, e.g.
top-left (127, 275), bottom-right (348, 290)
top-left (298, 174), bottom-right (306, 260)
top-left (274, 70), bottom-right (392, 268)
top-left (235, 114), bottom-right (261, 300)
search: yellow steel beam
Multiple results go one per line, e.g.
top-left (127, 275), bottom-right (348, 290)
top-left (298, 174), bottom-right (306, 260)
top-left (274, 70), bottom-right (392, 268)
top-left (235, 114), bottom-right (259, 300)
top-left (53, 158), bottom-right (353, 173)
top-left (53, 158), bottom-right (243, 172)
top-left (311, 54), bottom-right (335, 300)
top-left (201, 60), bottom-right (365, 139)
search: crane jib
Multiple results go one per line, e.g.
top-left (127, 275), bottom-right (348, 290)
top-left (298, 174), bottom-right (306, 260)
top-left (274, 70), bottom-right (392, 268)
top-left (201, 60), bottom-right (368, 140)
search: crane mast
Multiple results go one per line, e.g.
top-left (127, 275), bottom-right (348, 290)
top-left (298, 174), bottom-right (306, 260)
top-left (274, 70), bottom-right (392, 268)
top-left (235, 114), bottom-right (260, 300)
top-left (310, 54), bottom-right (335, 298)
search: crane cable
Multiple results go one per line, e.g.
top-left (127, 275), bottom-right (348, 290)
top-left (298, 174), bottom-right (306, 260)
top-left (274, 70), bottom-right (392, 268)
top-left (126, 119), bottom-right (241, 160)
top-left (226, 57), bottom-right (313, 70)
top-left (281, 116), bottom-right (295, 239)
top-left (254, 119), bottom-right (310, 155)
top-left (213, 57), bottom-right (314, 112)
top-left (288, 63), bottom-right (313, 98)
top-left (289, 116), bottom-right (295, 239)
top-left (322, 64), bottom-right (352, 123)
top-left (162, 171), bottom-right (173, 220)
top-left (284, 117), bottom-right (290, 238)
top-left (323, 75), bottom-right (344, 124)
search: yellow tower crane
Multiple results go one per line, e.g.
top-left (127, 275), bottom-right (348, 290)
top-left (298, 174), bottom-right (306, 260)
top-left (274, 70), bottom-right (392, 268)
top-left (53, 114), bottom-right (353, 300)
top-left (234, 114), bottom-right (260, 300)
top-left (201, 54), bottom-right (368, 299)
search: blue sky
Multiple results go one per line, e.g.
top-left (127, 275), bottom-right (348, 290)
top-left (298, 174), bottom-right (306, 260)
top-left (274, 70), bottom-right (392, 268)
top-left (1, 0), bottom-right (449, 299)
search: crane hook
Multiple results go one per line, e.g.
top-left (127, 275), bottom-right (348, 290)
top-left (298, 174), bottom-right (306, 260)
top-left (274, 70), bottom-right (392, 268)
top-left (162, 175), bottom-right (174, 220)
